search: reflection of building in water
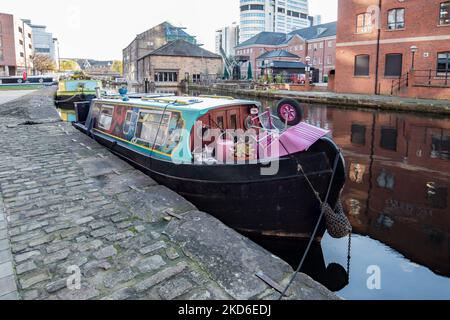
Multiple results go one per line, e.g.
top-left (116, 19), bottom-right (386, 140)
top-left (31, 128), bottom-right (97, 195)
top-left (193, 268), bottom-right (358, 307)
top-left (317, 107), bottom-right (450, 276)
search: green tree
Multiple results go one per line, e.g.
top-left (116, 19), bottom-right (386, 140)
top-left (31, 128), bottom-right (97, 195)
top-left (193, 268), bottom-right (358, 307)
top-left (111, 60), bottom-right (123, 75)
top-left (60, 59), bottom-right (81, 72)
top-left (247, 62), bottom-right (253, 80)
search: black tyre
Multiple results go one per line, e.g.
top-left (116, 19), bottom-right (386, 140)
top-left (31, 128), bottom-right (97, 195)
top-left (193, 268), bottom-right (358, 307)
top-left (276, 98), bottom-right (303, 126)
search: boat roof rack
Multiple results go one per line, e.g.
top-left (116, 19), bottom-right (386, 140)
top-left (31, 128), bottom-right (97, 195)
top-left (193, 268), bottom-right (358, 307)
top-left (141, 96), bottom-right (202, 106)
top-left (198, 95), bottom-right (235, 100)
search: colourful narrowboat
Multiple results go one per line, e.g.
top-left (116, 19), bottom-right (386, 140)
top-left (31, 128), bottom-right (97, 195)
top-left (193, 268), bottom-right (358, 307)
top-left (55, 79), bottom-right (103, 110)
top-left (73, 93), bottom-right (347, 242)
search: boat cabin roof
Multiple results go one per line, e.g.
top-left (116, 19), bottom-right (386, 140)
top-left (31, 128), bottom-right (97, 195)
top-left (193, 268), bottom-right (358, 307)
top-left (96, 96), bottom-right (260, 114)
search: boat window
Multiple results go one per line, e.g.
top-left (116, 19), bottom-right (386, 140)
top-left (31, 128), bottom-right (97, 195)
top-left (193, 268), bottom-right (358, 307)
top-left (217, 116), bottom-right (224, 130)
top-left (134, 110), bottom-right (172, 148)
top-left (98, 105), bottom-right (114, 131)
top-left (159, 112), bottom-right (184, 154)
top-left (230, 114), bottom-right (237, 130)
top-left (123, 111), bottom-right (134, 135)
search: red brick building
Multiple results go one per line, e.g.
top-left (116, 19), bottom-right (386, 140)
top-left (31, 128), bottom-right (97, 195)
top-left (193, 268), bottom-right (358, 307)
top-left (235, 22), bottom-right (337, 82)
top-left (335, 0), bottom-right (450, 99)
top-left (0, 12), bottom-right (34, 77)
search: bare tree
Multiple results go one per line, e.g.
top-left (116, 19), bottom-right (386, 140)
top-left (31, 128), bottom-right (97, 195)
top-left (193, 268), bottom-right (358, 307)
top-left (32, 54), bottom-right (57, 74)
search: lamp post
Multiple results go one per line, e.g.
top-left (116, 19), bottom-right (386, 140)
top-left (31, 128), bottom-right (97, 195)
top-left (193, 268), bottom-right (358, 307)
top-left (305, 56), bottom-right (311, 84)
top-left (53, 38), bottom-right (61, 73)
top-left (410, 45), bottom-right (418, 70)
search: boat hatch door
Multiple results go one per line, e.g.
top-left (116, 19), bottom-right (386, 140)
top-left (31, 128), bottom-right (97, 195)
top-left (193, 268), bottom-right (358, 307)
top-left (227, 109), bottom-right (240, 130)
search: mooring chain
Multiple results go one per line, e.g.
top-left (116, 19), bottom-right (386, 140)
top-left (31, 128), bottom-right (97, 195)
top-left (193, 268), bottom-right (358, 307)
top-left (279, 151), bottom-right (342, 300)
top-left (347, 233), bottom-right (352, 282)
top-left (297, 164), bottom-right (323, 205)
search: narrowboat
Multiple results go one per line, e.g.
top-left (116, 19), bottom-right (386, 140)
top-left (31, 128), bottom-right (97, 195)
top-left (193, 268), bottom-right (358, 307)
top-left (55, 79), bottom-right (103, 110)
top-left (73, 93), bottom-right (346, 242)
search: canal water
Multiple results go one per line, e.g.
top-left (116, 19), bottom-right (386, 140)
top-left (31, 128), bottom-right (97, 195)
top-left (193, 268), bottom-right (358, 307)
top-left (181, 88), bottom-right (450, 300)
top-left (62, 87), bottom-right (450, 299)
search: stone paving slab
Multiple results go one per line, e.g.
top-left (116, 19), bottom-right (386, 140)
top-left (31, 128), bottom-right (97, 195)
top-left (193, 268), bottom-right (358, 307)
top-left (0, 88), bottom-right (338, 300)
top-left (0, 186), bottom-right (19, 300)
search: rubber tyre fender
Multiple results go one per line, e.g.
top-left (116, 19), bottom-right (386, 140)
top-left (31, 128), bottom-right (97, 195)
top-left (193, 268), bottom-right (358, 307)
top-left (276, 98), bottom-right (303, 126)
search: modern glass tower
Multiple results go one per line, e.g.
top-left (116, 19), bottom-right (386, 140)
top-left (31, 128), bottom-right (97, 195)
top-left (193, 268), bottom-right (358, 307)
top-left (239, 0), bottom-right (310, 43)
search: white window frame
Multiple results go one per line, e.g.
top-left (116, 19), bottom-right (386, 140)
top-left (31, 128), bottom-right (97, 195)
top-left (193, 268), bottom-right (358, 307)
top-left (98, 105), bottom-right (115, 131)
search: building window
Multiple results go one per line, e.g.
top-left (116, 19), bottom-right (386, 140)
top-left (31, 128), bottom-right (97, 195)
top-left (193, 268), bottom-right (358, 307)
top-left (385, 53), bottom-right (403, 77)
top-left (354, 55), bottom-right (370, 76)
top-left (380, 127), bottom-right (398, 151)
top-left (388, 8), bottom-right (405, 30)
top-left (427, 183), bottom-right (447, 209)
top-left (18, 26), bottom-right (23, 33)
top-left (327, 55), bottom-right (332, 65)
top-left (192, 74), bottom-right (201, 83)
top-left (351, 124), bottom-right (366, 145)
top-left (437, 52), bottom-right (450, 74)
top-left (440, 2), bottom-right (450, 25)
top-left (20, 52), bottom-right (24, 58)
top-left (28, 33), bottom-right (32, 39)
top-left (35, 48), bottom-right (50, 53)
top-left (356, 13), bottom-right (373, 33)
top-left (0, 49), bottom-right (3, 61)
top-left (19, 40), bottom-right (23, 46)
top-left (328, 41), bottom-right (333, 48)
top-left (154, 71), bottom-right (178, 82)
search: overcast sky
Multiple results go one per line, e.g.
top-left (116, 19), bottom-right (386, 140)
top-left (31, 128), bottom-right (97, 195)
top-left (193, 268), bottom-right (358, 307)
top-left (1, 0), bottom-right (337, 60)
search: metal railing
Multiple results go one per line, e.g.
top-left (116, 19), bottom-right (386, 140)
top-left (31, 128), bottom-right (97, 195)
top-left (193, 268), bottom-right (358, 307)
top-left (413, 69), bottom-right (450, 87)
top-left (391, 72), bottom-right (409, 95)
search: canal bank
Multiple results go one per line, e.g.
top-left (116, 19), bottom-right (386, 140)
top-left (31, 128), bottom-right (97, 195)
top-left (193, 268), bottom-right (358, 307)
top-left (186, 84), bottom-right (450, 116)
top-left (0, 88), bottom-right (338, 300)
top-left (181, 86), bottom-right (450, 300)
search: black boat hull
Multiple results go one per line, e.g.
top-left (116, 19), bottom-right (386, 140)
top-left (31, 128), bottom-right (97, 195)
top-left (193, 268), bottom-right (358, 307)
top-left (74, 123), bottom-right (346, 242)
top-left (55, 94), bottom-right (96, 110)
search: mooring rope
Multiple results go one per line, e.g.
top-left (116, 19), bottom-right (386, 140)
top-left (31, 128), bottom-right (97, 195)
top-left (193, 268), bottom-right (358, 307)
top-left (278, 150), bottom-right (341, 300)
top-left (55, 94), bottom-right (84, 104)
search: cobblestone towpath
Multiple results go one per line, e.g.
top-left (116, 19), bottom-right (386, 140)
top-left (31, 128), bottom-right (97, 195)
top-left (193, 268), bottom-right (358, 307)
top-left (0, 88), bottom-right (339, 300)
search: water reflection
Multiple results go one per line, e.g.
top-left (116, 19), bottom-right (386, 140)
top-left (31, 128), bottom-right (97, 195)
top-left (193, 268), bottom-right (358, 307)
top-left (185, 88), bottom-right (450, 299)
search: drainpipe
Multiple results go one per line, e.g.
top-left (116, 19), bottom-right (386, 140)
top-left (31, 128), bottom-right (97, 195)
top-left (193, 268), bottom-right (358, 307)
top-left (374, 0), bottom-right (382, 95)
top-left (322, 40), bottom-right (326, 82)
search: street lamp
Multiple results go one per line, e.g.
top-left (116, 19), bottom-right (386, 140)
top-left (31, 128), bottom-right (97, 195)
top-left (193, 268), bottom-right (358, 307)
top-left (410, 45), bottom-right (418, 70)
top-left (305, 56), bottom-right (311, 84)
top-left (305, 56), bottom-right (311, 72)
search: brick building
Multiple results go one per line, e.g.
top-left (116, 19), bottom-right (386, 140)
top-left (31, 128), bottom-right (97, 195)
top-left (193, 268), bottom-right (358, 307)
top-left (137, 39), bottom-right (223, 89)
top-left (235, 22), bottom-right (337, 82)
top-left (0, 12), bottom-right (34, 77)
top-left (335, 0), bottom-right (450, 99)
top-left (123, 21), bottom-right (198, 89)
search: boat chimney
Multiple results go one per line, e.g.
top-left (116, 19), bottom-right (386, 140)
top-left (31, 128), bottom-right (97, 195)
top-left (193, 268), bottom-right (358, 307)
top-left (95, 87), bottom-right (101, 99)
